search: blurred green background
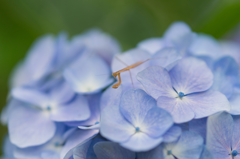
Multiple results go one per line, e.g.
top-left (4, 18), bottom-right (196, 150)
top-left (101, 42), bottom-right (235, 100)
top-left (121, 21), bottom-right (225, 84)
top-left (1, 0), bottom-right (240, 155)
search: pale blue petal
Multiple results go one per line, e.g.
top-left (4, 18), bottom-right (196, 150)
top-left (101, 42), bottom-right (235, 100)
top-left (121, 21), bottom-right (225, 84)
top-left (137, 38), bottom-right (171, 54)
top-left (73, 139), bottom-right (92, 159)
top-left (14, 145), bottom-right (43, 159)
top-left (189, 118), bottom-right (207, 143)
top-left (41, 151), bottom-right (60, 159)
top-left (141, 107), bottom-right (173, 138)
top-left (199, 146), bottom-right (213, 159)
top-left (11, 87), bottom-right (50, 108)
top-left (232, 116), bottom-right (240, 151)
top-left (120, 132), bottom-right (163, 152)
top-left (111, 48), bottom-right (151, 89)
top-left (61, 129), bottom-right (99, 159)
top-left (120, 89), bottom-right (157, 126)
top-left (164, 22), bottom-right (191, 41)
top-left (172, 131), bottom-right (203, 159)
top-left (137, 144), bottom-right (164, 159)
top-left (1, 99), bottom-right (19, 125)
top-left (64, 51), bottom-right (113, 94)
top-left (150, 47), bottom-right (182, 71)
top-left (189, 34), bottom-right (222, 59)
top-left (8, 104), bottom-right (56, 148)
top-left (94, 141), bottom-right (136, 159)
top-left (157, 96), bottom-right (195, 123)
top-left (162, 126), bottom-right (182, 143)
top-left (207, 112), bottom-right (233, 158)
top-left (137, 66), bottom-right (176, 99)
top-left (229, 93), bottom-right (240, 115)
top-left (72, 29), bottom-right (121, 65)
top-left (51, 95), bottom-right (90, 122)
top-left (220, 41), bottom-right (240, 65)
top-left (3, 136), bottom-right (16, 159)
top-left (169, 57), bottom-right (213, 94)
top-left (24, 35), bottom-right (56, 82)
top-left (186, 91), bottom-right (230, 118)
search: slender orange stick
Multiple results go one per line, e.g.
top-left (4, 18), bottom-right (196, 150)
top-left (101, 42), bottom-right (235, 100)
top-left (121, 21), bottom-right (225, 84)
top-left (112, 59), bottom-right (150, 89)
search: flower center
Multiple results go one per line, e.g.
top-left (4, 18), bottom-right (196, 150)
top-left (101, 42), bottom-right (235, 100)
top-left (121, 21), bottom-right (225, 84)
top-left (95, 121), bottom-right (100, 125)
top-left (232, 150), bottom-right (238, 156)
top-left (135, 127), bottom-right (140, 132)
top-left (167, 150), bottom-right (172, 155)
top-left (178, 92), bottom-right (185, 98)
top-left (46, 106), bottom-right (51, 111)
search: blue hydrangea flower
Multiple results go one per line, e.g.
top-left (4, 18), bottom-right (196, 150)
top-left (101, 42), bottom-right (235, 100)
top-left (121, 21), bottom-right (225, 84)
top-left (137, 57), bottom-right (230, 123)
top-left (8, 83), bottom-right (91, 148)
top-left (189, 118), bottom-right (207, 143)
top-left (137, 131), bottom-right (204, 159)
top-left (207, 112), bottom-right (240, 159)
top-left (100, 87), bottom-right (179, 151)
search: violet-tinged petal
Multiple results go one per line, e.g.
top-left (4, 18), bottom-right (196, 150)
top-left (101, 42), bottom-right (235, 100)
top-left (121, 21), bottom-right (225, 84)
top-left (111, 48), bottom-right (151, 89)
top-left (51, 95), bottom-right (90, 122)
top-left (72, 29), bottom-right (121, 65)
top-left (189, 118), bottom-right (207, 143)
top-left (150, 47), bottom-right (182, 71)
top-left (157, 96), bottom-right (195, 123)
top-left (24, 35), bottom-right (56, 82)
top-left (137, 66), bottom-right (176, 99)
top-left (94, 141), bottom-right (136, 159)
top-left (73, 139), bottom-right (92, 159)
top-left (137, 144), bottom-right (164, 159)
top-left (189, 34), bottom-right (222, 59)
top-left (137, 38), bottom-right (169, 54)
top-left (14, 145), bottom-right (44, 159)
top-left (121, 132), bottom-right (163, 152)
top-left (64, 51), bottom-right (113, 94)
top-left (169, 57), bottom-right (213, 94)
top-left (232, 116), bottom-right (240, 151)
top-left (162, 126), bottom-right (182, 143)
top-left (199, 146), bottom-right (213, 159)
top-left (8, 104), bottom-right (56, 148)
top-left (164, 22), bottom-right (192, 41)
top-left (11, 87), bottom-right (50, 108)
top-left (120, 89), bottom-right (157, 126)
top-left (141, 107), bottom-right (173, 138)
top-left (186, 91), bottom-right (230, 118)
top-left (207, 112), bottom-right (233, 158)
top-left (229, 93), bottom-right (240, 115)
top-left (171, 131), bottom-right (203, 159)
top-left (61, 129), bottom-right (99, 159)
top-left (41, 151), bottom-right (60, 159)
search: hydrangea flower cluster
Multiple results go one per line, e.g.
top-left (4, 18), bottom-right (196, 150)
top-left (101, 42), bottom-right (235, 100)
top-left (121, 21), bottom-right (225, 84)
top-left (2, 22), bottom-right (240, 159)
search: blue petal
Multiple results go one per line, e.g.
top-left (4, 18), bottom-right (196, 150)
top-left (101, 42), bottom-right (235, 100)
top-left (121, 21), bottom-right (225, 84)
top-left (232, 116), bottom-right (240, 151)
top-left (189, 118), bottom-right (207, 143)
top-left (100, 87), bottom-right (135, 143)
top-left (141, 107), bottom-right (173, 138)
top-left (171, 131), bottom-right (203, 159)
top-left (73, 139), bottom-right (92, 159)
top-left (137, 144), bottom-right (164, 159)
top-left (8, 103), bottom-right (56, 148)
top-left (51, 95), bottom-right (90, 122)
top-left (150, 47), bottom-right (182, 71)
top-left (61, 129), bottom-right (99, 159)
top-left (24, 35), bottom-right (56, 82)
top-left (137, 66), bottom-right (176, 99)
top-left (199, 146), bottom-right (213, 159)
top-left (94, 141), bottom-right (136, 159)
top-left (229, 93), bottom-right (240, 115)
top-left (162, 126), bottom-right (182, 143)
top-left (120, 89), bottom-right (157, 126)
top-left (169, 57), bottom-right (213, 94)
top-left (11, 87), bottom-right (50, 108)
top-left (111, 48), bottom-right (151, 89)
top-left (41, 151), bottom-right (60, 159)
top-left (120, 132), bottom-right (163, 152)
top-left (207, 112), bottom-right (233, 158)
top-left (220, 41), bottom-right (240, 65)
top-left (64, 51), bottom-right (113, 94)
top-left (3, 136), bottom-right (16, 159)
top-left (72, 29), bottom-right (121, 65)
top-left (189, 34), bottom-right (222, 59)
top-left (137, 38), bottom-right (170, 54)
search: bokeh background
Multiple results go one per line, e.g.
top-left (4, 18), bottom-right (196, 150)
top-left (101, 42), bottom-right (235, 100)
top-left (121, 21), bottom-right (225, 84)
top-left (1, 0), bottom-right (240, 154)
